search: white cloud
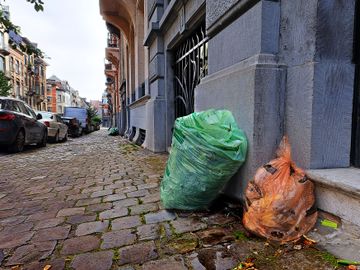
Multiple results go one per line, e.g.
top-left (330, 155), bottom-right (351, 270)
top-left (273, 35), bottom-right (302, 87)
top-left (6, 0), bottom-right (108, 101)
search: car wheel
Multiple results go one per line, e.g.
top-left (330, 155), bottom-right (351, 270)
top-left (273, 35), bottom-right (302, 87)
top-left (63, 132), bottom-right (68, 142)
top-left (8, 130), bottom-right (25, 153)
top-left (55, 130), bottom-right (59, 143)
top-left (38, 130), bottom-right (47, 147)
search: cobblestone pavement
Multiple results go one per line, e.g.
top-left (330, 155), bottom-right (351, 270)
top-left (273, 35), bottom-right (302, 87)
top-left (0, 129), bottom-right (346, 269)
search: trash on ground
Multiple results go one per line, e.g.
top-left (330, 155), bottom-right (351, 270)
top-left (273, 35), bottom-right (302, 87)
top-left (161, 109), bottom-right (247, 210)
top-left (338, 259), bottom-right (360, 266)
top-left (321, 219), bottom-right (338, 229)
top-left (243, 136), bottom-right (318, 242)
top-left (108, 127), bottom-right (119, 136)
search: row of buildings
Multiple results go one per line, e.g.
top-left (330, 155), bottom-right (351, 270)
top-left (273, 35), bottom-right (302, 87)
top-left (99, 0), bottom-right (360, 228)
top-left (0, 5), bottom-right (48, 111)
top-left (0, 4), bottom-right (91, 115)
top-left (46, 75), bottom-right (89, 114)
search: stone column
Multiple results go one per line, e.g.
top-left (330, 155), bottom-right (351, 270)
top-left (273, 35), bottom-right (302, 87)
top-left (195, 0), bottom-right (286, 199)
top-left (144, 0), bottom-right (167, 152)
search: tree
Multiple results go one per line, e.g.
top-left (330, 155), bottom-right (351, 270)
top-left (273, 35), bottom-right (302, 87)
top-left (0, 71), bottom-right (12, 97)
top-left (0, 0), bottom-right (45, 57)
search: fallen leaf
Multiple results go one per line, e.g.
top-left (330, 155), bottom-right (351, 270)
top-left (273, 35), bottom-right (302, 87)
top-left (293, 245), bottom-right (302, 250)
top-left (11, 266), bottom-right (21, 270)
top-left (348, 265), bottom-right (357, 270)
top-left (43, 265), bottom-right (51, 270)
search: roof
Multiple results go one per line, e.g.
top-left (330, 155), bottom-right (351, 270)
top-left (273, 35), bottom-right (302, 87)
top-left (47, 75), bottom-right (62, 82)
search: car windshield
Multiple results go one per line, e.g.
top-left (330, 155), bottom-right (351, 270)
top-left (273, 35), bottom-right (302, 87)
top-left (39, 112), bottom-right (53, 119)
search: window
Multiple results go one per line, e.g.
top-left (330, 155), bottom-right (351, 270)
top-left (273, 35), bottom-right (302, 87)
top-left (15, 60), bottom-right (20, 74)
top-left (10, 57), bottom-right (14, 72)
top-left (16, 82), bottom-right (20, 98)
top-left (0, 33), bottom-right (4, 50)
top-left (0, 56), bottom-right (4, 72)
top-left (24, 104), bottom-right (37, 118)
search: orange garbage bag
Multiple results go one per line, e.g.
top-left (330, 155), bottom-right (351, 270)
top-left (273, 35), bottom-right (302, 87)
top-left (243, 136), bottom-right (318, 242)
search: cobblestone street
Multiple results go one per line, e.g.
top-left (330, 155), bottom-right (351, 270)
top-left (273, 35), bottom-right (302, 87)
top-left (0, 130), bottom-right (345, 269)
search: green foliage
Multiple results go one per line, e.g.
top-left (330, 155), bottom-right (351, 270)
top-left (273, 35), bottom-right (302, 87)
top-left (0, 71), bottom-right (12, 97)
top-left (87, 107), bottom-right (98, 122)
top-left (92, 115), bottom-right (102, 124)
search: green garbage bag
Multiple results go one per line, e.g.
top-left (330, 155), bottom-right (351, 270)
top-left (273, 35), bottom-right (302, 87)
top-left (108, 127), bottom-right (119, 136)
top-left (161, 109), bottom-right (248, 210)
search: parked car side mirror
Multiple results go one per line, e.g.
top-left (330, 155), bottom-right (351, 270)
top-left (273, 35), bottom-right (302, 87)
top-left (36, 114), bottom-right (42, 120)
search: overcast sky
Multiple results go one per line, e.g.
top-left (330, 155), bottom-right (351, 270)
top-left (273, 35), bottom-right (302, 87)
top-left (6, 0), bottom-right (108, 101)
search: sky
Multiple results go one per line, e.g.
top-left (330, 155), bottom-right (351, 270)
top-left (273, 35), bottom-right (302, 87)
top-left (5, 0), bottom-right (108, 101)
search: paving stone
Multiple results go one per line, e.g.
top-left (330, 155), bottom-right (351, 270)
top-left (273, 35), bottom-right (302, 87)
top-left (129, 203), bottom-right (158, 215)
top-left (61, 235), bottom-right (100, 255)
top-left (112, 198), bottom-right (138, 208)
top-left (203, 213), bottom-right (237, 225)
top-left (171, 218), bottom-right (207, 234)
top-left (56, 207), bottom-right (85, 217)
top-left (32, 225), bottom-right (71, 241)
top-left (0, 209), bottom-right (20, 219)
top-left (34, 217), bottom-right (64, 230)
top-left (75, 197), bottom-right (102, 207)
top-left (118, 241), bottom-right (158, 266)
top-left (91, 189), bottom-right (113, 198)
top-left (145, 210), bottom-right (176, 224)
top-left (116, 186), bottom-right (137, 194)
top-left (81, 186), bottom-right (104, 194)
top-left (142, 256), bottom-right (187, 270)
top-left (6, 241), bottom-right (56, 266)
top-left (137, 224), bottom-right (159, 241)
top-left (27, 211), bottom-right (58, 222)
top-left (99, 208), bottom-right (128, 220)
top-left (0, 231), bottom-right (34, 249)
top-left (103, 193), bottom-right (127, 202)
top-left (23, 258), bottom-right (65, 270)
top-left (66, 214), bottom-right (97, 225)
top-left (86, 203), bottom-right (112, 212)
top-left (101, 229), bottom-right (136, 249)
top-left (67, 193), bottom-right (89, 201)
top-left (112, 216), bottom-right (142, 230)
top-left (127, 190), bottom-right (150, 198)
top-left (142, 193), bottom-right (160, 204)
top-left (0, 215), bottom-right (27, 226)
top-left (2, 222), bottom-right (33, 234)
top-left (71, 250), bottom-right (113, 270)
top-left (75, 220), bottom-right (109, 236)
top-left (137, 183), bottom-right (158, 190)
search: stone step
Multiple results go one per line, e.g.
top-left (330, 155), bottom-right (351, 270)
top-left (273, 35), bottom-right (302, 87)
top-left (307, 168), bottom-right (360, 227)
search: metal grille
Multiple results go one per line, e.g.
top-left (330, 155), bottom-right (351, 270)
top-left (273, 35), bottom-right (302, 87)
top-left (174, 23), bottom-right (208, 118)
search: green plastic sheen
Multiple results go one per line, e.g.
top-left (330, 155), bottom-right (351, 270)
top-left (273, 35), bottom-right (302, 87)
top-left (160, 109), bottom-right (248, 210)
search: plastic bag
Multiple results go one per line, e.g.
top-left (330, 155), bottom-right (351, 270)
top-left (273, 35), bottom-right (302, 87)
top-left (243, 136), bottom-right (318, 242)
top-left (108, 127), bottom-right (119, 136)
top-left (161, 109), bottom-right (248, 210)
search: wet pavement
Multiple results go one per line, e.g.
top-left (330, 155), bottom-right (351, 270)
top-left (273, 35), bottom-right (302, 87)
top-left (0, 129), bottom-right (355, 269)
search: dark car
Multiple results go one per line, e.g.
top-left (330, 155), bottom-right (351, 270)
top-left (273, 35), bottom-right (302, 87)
top-left (0, 97), bottom-right (47, 152)
top-left (61, 116), bottom-right (83, 137)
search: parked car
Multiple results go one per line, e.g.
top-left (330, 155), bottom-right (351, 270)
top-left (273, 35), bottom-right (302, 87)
top-left (64, 107), bottom-right (90, 133)
top-left (0, 97), bottom-right (47, 152)
top-left (36, 111), bottom-right (68, 142)
top-left (61, 117), bottom-right (83, 137)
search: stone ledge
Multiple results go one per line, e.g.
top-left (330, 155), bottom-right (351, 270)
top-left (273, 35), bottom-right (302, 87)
top-left (129, 95), bottom-right (151, 109)
top-left (307, 168), bottom-right (360, 200)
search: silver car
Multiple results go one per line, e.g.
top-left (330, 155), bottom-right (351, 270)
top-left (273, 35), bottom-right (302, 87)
top-left (36, 111), bottom-right (68, 142)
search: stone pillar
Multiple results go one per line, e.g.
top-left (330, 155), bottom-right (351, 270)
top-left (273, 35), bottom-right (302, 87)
top-left (195, 0), bottom-right (285, 199)
top-left (144, 0), bottom-right (167, 152)
top-left (280, 0), bottom-right (355, 169)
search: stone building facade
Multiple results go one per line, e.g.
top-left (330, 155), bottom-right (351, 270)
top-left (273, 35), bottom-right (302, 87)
top-left (100, 0), bottom-right (360, 226)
